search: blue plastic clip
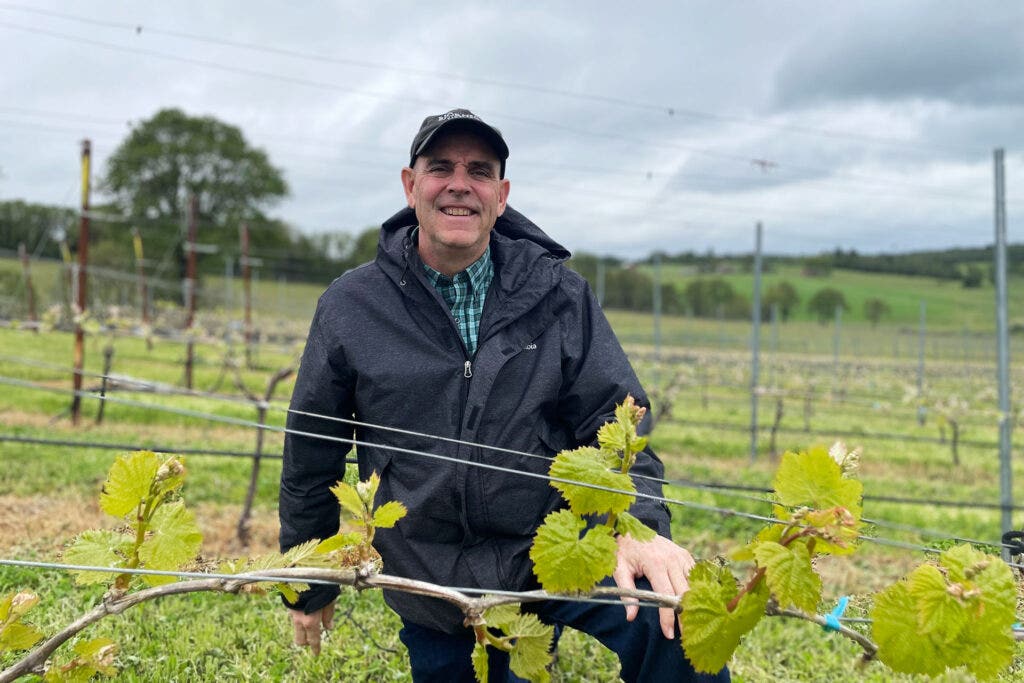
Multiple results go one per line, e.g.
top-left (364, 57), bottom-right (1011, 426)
top-left (822, 596), bottom-right (849, 632)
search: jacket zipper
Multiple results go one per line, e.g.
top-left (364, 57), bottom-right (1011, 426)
top-left (464, 360), bottom-right (472, 378)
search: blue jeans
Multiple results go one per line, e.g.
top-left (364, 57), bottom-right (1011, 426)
top-left (398, 577), bottom-right (730, 682)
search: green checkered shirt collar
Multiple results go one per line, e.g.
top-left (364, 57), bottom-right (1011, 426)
top-left (422, 246), bottom-right (494, 356)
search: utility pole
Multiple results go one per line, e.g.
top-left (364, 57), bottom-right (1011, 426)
top-left (749, 222), bottom-right (763, 462)
top-left (993, 148), bottom-right (1013, 559)
top-left (183, 194), bottom-right (198, 389)
top-left (70, 140), bottom-right (91, 425)
top-left (17, 242), bottom-right (37, 330)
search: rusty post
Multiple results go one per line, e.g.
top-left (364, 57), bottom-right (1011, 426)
top-left (70, 140), bottom-right (91, 425)
top-left (17, 242), bottom-right (37, 330)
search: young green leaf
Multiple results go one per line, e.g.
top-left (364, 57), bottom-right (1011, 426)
top-left (372, 501), bottom-right (408, 529)
top-left (482, 603), bottom-right (522, 631)
top-left (731, 523), bottom-right (785, 562)
top-left (64, 529), bottom-right (130, 585)
top-left (99, 450), bottom-right (161, 517)
top-left (549, 447), bottom-right (635, 516)
top-left (137, 500), bottom-right (202, 585)
top-left (1, 591), bottom-right (39, 620)
top-left (596, 421), bottom-right (628, 454)
top-left (680, 562), bottom-right (769, 674)
top-left (614, 511), bottom-right (657, 543)
top-left (530, 510), bottom-right (618, 592)
top-left (871, 580), bottom-right (946, 676)
top-left (315, 532), bottom-right (363, 554)
top-left (773, 446), bottom-right (862, 516)
top-left (471, 641), bottom-right (489, 683)
top-left (752, 541), bottom-right (821, 614)
top-left (506, 613), bottom-right (554, 683)
top-left (330, 481), bottom-right (365, 518)
top-left (0, 621), bottom-right (44, 653)
top-left (906, 564), bottom-right (968, 642)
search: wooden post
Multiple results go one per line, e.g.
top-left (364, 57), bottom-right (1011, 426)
top-left (183, 195), bottom-right (198, 390)
top-left (131, 227), bottom-right (149, 324)
top-left (240, 222), bottom-right (254, 368)
top-left (17, 242), bottom-right (37, 330)
top-left (70, 140), bottom-right (91, 426)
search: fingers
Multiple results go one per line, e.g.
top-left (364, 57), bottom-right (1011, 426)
top-left (618, 535), bottom-right (696, 640)
top-left (290, 607), bottom-right (328, 656)
top-left (612, 563), bottom-right (640, 622)
top-left (321, 601), bottom-right (336, 631)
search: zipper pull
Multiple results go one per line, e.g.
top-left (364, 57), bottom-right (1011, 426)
top-left (464, 360), bottom-right (472, 378)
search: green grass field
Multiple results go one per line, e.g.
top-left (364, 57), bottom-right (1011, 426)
top-left (1, 267), bottom-right (1023, 680)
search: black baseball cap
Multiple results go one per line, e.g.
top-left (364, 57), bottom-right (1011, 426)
top-left (409, 109), bottom-right (509, 176)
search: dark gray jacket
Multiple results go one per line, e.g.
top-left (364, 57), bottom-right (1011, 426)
top-left (279, 206), bottom-right (670, 633)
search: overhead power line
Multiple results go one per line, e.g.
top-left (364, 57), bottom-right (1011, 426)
top-left (0, 2), bottom-right (979, 156)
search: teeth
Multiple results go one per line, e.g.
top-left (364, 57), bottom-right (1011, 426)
top-left (442, 207), bottom-right (472, 216)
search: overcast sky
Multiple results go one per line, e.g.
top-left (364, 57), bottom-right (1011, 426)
top-left (1, 1), bottom-right (1022, 259)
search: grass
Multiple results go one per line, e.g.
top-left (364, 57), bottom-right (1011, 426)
top-left (1, 305), bottom-right (1023, 680)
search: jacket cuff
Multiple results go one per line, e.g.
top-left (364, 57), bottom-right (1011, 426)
top-left (281, 583), bottom-right (341, 614)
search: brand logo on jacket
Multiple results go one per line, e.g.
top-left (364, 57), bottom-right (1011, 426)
top-left (525, 343), bottom-right (537, 350)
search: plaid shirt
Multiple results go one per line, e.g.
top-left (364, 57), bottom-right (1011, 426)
top-left (422, 247), bottom-right (494, 356)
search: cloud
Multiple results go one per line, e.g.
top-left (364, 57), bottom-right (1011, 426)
top-left (772, 4), bottom-right (1024, 108)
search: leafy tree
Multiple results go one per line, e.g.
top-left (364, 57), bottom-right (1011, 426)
top-left (863, 297), bottom-right (891, 327)
top-left (960, 264), bottom-right (984, 288)
top-left (103, 108), bottom-right (288, 227)
top-left (683, 278), bottom-right (748, 318)
top-left (761, 281), bottom-right (800, 321)
top-left (806, 287), bottom-right (848, 324)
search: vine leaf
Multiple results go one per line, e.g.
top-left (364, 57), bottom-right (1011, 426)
top-left (315, 532), bottom-right (363, 554)
top-left (906, 565), bottom-right (968, 642)
top-left (872, 544), bottom-right (1016, 680)
top-left (372, 501), bottom-right (408, 529)
top-left (99, 450), bottom-right (160, 517)
top-left (43, 637), bottom-right (118, 682)
top-left (64, 529), bottom-right (130, 585)
top-left (680, 562), bottom-right (769, 674)
top-left (549, 447), bottom-right (635, 516)
top-left (482, 604), bottom-right (521, 631)
top-left (137, 501), bottom-right (202, 585)
top-left (471, 641), bottom-right (489, 683)
top-left (0, 593), bottom-right (44, 653)
top-left (330, 481), bottom-right (364, 518)
top-left (614, 511), bottom-right (656, 543)
top-left (752, 541), bottom-right (821, 614)
top-left (505, 614), bottom-right (553, 682)
top-left (871, 580), bottom-right (946, 676)
top-left (773, 446), bottom-right (862, 516)
top-left (530, 510), bottom-right (618, 592)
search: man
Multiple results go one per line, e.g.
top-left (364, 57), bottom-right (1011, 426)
top-left (280, 109), bottom-right (727, 682)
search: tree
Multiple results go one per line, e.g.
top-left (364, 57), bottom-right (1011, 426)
top-left (806, 287), bottom-right (848, 324)
top-left (863, 297), bottom-right (891, 327)
top-left (103, 108), bottom-right (288, 228)
top-left (960, 264), bottom-right (984, 288)
top-left (761, 281), bottom-right (800, 321)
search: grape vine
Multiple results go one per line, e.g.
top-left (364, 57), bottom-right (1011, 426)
top-left (1, 401), bottom-right (1021, 681)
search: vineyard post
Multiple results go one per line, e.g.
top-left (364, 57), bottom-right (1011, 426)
top-left (749, 221), bottom-right (763, 462)
top-left (183, 195), bottom-right (198, 390)
top-left (58, 238), bottom-right (73, 311)
top-left (595, 257), bottom-right (606, 306)
top-left (994, 147), bottom-right (1013, 559)
top-left (917, 300), bottom-right (926, 425)
top-left (131, 228), bottom-right (149, 325)
top-left (652, 252), bottom-right (662, 390)
top-left (716, 303), bottom-right (725, 350)
top-left (831, 304), bottom-right (842, 400)
top-left (94, 345), bottom-right (114, 425)
top-left (768, 302), bottom-right (779, 390)
top-left (240, 222), bottom-right (256, 369)
top-left (70, 139), bottom-right (91, 426)
top-left (17, 242), bottom-right (37, 330)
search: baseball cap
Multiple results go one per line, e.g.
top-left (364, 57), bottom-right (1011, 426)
top-left (409, 109), bottom-right (509, 175)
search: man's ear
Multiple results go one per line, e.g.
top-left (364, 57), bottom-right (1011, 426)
top-left (401, 167), bottom-right (416, 208)
top-left (497, 178), bottom-right (510, 216)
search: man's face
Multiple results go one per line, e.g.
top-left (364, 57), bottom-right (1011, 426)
top-left (401, 131), bottom-right (510, 268)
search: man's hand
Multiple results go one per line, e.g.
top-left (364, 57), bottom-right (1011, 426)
top-left (612, 534), bottom-right (695, 640)
top-left (289, 601), bottom-right (336, 655)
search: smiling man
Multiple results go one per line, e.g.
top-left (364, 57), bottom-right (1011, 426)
top-left (280, 109), bottom-right (728, 682)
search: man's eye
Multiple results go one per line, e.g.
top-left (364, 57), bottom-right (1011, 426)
top-left (470, 167), bottom-right (495, 179)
